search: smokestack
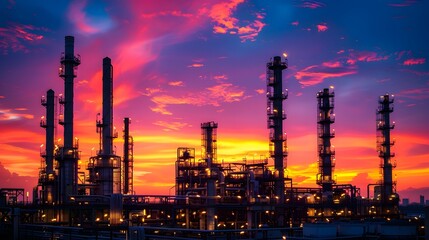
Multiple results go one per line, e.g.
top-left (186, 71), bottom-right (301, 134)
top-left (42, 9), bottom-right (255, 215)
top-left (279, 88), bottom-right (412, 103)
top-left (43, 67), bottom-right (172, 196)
top-left (316, 87), bottom-right (336, 193)
top-left (58, 36), bottom-right (80, 203)
top-left (44, 89), bottom-right (55, 174)
top-left (102, 57), bottom-right (113, 155)
top-left (123, 117), bottom-right (133, 195)
top-left (377, 94), bottom-right (395, 199)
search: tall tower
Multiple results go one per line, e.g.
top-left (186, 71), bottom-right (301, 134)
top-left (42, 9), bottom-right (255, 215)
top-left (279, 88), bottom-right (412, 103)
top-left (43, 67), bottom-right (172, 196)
top-left (266, 56), bottom-right (288, 199)
top-left (201, 122), bottom-right (218, 230)
top-left (122, 117), bottom-right (134, 195)
top-left (201, 122), bottom-right (218, 166)
top-left (88, 57), bottom-right (121, 195)
top-left (316, 87), bottom-right (336, 193)
top-left (57, 36), bottom-right (81, 203)
top-left (376, 94), bottom-right (396, 202)
top-left (39, 89), bottom-right (56, 203)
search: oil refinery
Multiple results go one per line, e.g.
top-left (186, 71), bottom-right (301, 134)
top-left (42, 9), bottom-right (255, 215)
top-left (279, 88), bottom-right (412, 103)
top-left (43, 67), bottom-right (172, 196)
top-left (0, 36), bottom-right (426, 239)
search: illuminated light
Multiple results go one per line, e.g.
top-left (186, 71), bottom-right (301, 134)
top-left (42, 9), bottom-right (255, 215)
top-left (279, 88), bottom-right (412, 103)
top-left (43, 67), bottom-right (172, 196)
top-left (51, 218), bottom-right (57, 222)
top-left (237, 196), bottom-right (242, 199)
top-left (104, 213), bottom-right (108, 217)
top-left (70, 197), bottom-right (75, 201)
top-left (120, 218), bottom-right (123, 222)
top-left (283, 52), bottom-right (288, 58)
top-left (96, 218), bottom-right (100, 221)
top-left (41, 214), bottom-right (46, 218)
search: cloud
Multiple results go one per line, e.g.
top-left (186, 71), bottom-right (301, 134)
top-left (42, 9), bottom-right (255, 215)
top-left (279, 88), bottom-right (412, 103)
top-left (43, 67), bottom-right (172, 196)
top-left (213, 74), bottom-right (228, 81)
top-left (0, 162), bottom-right (37, 198)
top-left (295, 64), bottom-right (357, 87)
top-left (299, 1), bottom-right (326, 8)
top-left (397, 88), bottom-right (429, 100)
top-left (67, 0), bottom-right (114, 34)
top-left (141, 10), bottom-right (193, 19)
top-left (388, 0), bottom-right (418, 7)
top-left (403, 58), bottom-right (425, 65)
top-left (0, 23), bottom-right (45, 54)
top-left (291, 21), bottom-right (299, 26)
top-left (209, 0), bottom-right (266, 42)
top-left (255, 89), bottom-right (265, 94)
top-left (153, 120), bottom-right (191, 131)
top-left (346, 50), bottom-right (389, 65)
top-left (317, 23), bottom-right (328, 32)
top-left (168, 81), bottom-right (184, 86)
top-left (0, 109), bottom-right (34, 121)
top-left (188, 63), bottom-right (204, 68)
top-left (139, 88), bottom-right (164, 96)
top-left (150, 83), bottom-right (247, 115)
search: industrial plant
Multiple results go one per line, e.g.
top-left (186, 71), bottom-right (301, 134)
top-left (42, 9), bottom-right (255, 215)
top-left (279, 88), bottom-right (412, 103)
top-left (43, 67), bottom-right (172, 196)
top-left (0, 36), bottom-right (426, 239)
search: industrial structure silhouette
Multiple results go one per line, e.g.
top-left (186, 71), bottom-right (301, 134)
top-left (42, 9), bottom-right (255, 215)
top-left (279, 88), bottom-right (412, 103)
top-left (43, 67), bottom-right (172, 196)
top-left (1, 36), bottom-right (424, 239)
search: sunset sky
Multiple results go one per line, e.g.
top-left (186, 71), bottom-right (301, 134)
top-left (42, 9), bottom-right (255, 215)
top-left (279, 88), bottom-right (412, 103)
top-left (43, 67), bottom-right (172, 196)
top-left (1, 0), bottom-right (428, 202)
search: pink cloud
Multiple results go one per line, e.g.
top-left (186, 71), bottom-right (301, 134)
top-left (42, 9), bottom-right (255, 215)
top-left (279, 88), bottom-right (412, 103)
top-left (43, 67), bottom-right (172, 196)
top-left (291, 21), bottom-right (299, 26)
top-left (295, 65), bottom-right (357, 87)
top-left (209, 0), bottom-right (266, 42)
top-left (397, 88), bottom-right (429, 100)
top-left (400, 69), bottom-right (429, 76)
top-left (299, 1), bottom-right (326, 8)
top-left (141, 10), bottom-right (193, 18)
top-left (388, 0), bottom-right (418, 7)
top-left (168, 81), bottom-right (184, 86)
top-left (0, 23), bottom-right (44, 54)
top-left (68, 0), bottom-right (113, 34)
top-left (317, 23), bottom-right (328, 32)
top-left (403, 58), bottom-right (425, 65)
top-left (346, 50), bottom-right (389, 65)
top-left (322, 61), bottom-right (341, 68)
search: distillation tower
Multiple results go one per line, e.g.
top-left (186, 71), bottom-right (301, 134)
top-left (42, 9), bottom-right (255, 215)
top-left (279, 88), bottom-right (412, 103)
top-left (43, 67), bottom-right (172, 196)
top-left (316, 87), bottom-right (336, 193)
top-left (38, 89), bottom-right (56, 203)
top-left (88, 57), bottom-right (121, 195)
top-left (266, 56), bottom-right (288, 224)
top-left (122, 117), bottom-right (134, 195)
top-left (376, 94), bottom-right (398, 213)
top-left (56, 36), bottom-right (81, 203)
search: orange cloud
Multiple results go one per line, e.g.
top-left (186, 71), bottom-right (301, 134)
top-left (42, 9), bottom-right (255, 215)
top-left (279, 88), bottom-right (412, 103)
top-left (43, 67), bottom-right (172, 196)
top-left (0, 109), bottom-right (34, 121)
top-left (317, 23), bottom-right (328, 32)
top-left (149, 83), bottom-right (247, 114)
top-left (209, 0), bottom-right (266, 42)
top-left (403, 58), bottom-right (425, 65)
top-left (153, 120), bottom-right (192, 131)
top-left (255, 89), bottom-right (265, 94)
top-left (188, 63), bottom-right (204, 68)
top-left (168, 81), bottom-right (184, 86)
